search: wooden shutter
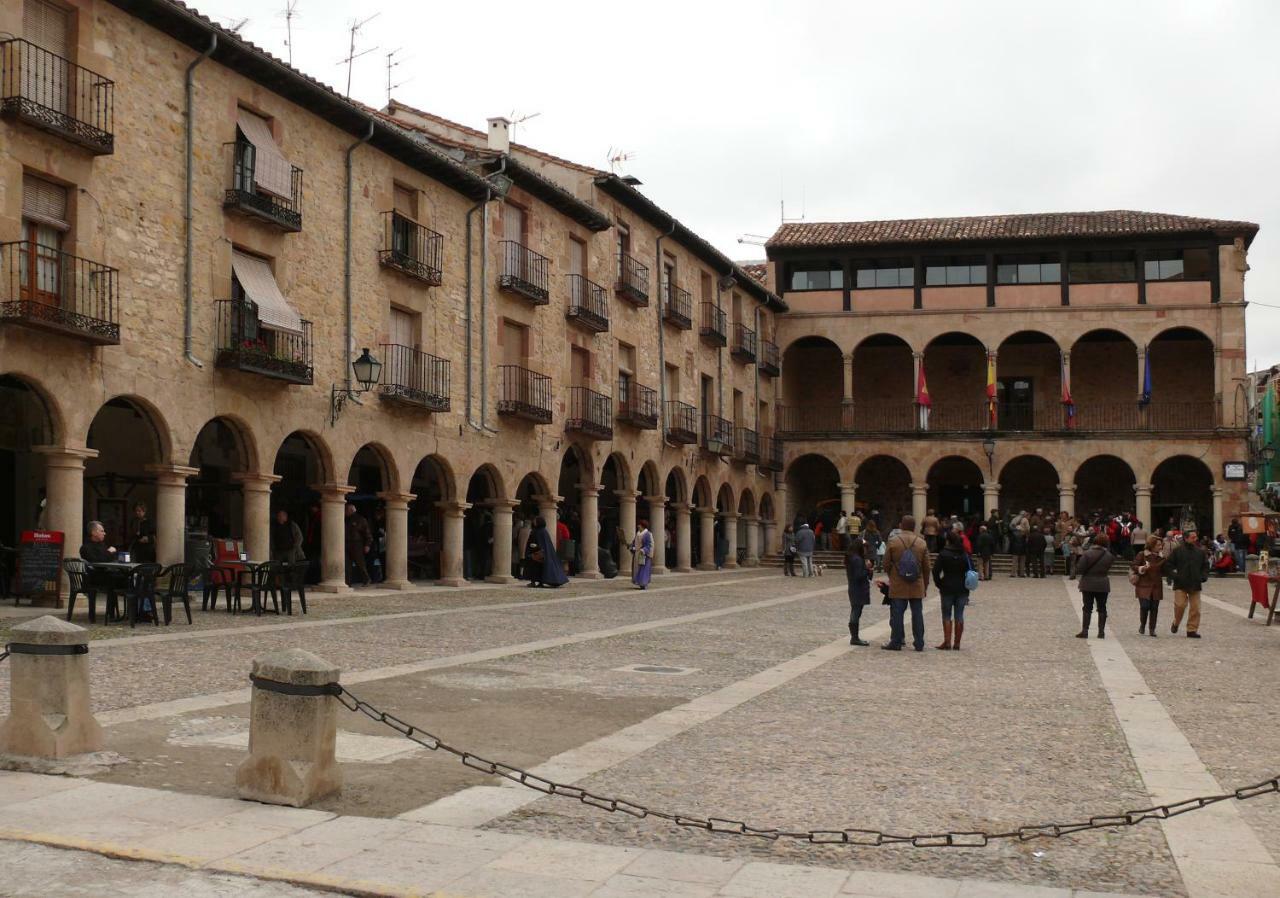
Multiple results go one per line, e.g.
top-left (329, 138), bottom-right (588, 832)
top-left (22, 174), bottom-right (69, 231)
top-left (393, 185), bottom-right (416, 219)
top-left (24, 0), bottom-right (70, 57)
top-left (389, 307), bottom-right (415, 347)
top-left (569, 238), bottom-right (585, 277)
top-left (503, 205), bottom-right (524, 244)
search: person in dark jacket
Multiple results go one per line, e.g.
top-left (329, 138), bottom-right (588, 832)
top-left (1008, 528), bottom-right (1027, 577)
top-left (524, 517), bottom-right (569, 588)
top-left (270, 509), bottom-right (305, 564)
top-left (1166, 529), bottom-right (1210, 638)
top-left (974, 525), bottom-right (996, 581)
top-left (128, 502), bottom-right (156, 563)
top-left (1075, 533), bottom-right (1115, 639)
top-left (931, 531), bottom-right (970, 650)
top-left (1027, 528), bottom-right (1047, 579)
top-left (845, 537), bottom-right (872, 646)
top-left (1228, 518), bottom-right (1249, 575)
top-left (781, 525), bottom-right (797, 577)
top-left (344, 503), bottom-right (372, 586)
top-left (1131, 535), bottom-right (1166, 636)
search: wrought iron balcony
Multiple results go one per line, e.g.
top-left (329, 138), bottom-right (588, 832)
top-left (378, 343), bottom-right (449, 411)
top-left (702, 414), bottom-right (734, 456)
top-left (497, 364), bottom-right (552, 423)
top-left (734, 426), bottom-right (760, 464)
top-left (215, 299), bottom-right (312, 384)
top-left (699, 303), bottom-right (727, 346)
top-left (225, 140), bottom-right (303, 232)
top-left (566, 274), bottom-right (609, 333)
top-left (0, 241), bottom-right (119, 344)
top-left (759, 339), bottom-right (780, 377)
top-left (663, 283), bottom-right (692, 329)
top-left (499, 240), bottom-right (550, 305)
top-left (616, 252), bottom-right (649, 306)
top-left (759, 435), bottom-right (784, 472)
top-left (665, 400), bottom-right (698, 444)
top-left (380, 212), bottom-right (443, 285)
top-left (616, 378), bottom-right (658, 429)
top-left (566, 387), bottom-right (613, 440)
top-left (731, 323), bottom-right (757, 362)
top-left (0, 39), bottom-right (113, 154)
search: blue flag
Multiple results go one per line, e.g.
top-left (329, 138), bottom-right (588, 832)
top-left (1139, 349), bottom-right (1152, 407)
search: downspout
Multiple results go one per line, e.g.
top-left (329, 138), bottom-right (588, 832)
top-left (715, 271), bottom-right (731, 416)
top-left (754, 300), bottom-right (768, 481)
top-left (183, 34), bottom-right (217, 367)
top-left (464, 198), bottom-right (483, 429)
top-left (480, 157), bottom-right (506, 433)
top-left (344, 120), bottom-right (376, 397)
top-left (656, 218), bottom-right (677, 448)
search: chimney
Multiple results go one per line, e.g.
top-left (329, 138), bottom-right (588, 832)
top-left (487, 116), bottom-right (511, 154)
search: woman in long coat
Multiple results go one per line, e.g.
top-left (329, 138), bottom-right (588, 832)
top-left (1131, 535), bottom-right (1166, 636)
top-left (845, 537), bottom-right (872, 646)
top-left (524, 517), bottom-right (568, 588)
top-left (631, 519), bottom-right (653, 589)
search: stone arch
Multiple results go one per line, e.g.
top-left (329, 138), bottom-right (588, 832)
top-left (0, 374), bottom-right (60, 544)
top-left (1070, 330), bottom-right (1138, 415)
top-left (923, 332), bottom-right (988, 431)
top-left (187, 416), bottom-right (257, 540)
top-left (349, 442), bottom-right (399, 495)
top-left (0, 372), bottom-right (62, 445)
top-left (1074, 455), bottom-right (1137, 518)
top-left (716, 481), bottom-right (736, 514)
top-left (1151, 455), bottom-right (1214, 535)
top-left (855, 455), bottom-right (912, 532)
top-left (1147, 326), bottom-right (1215, 420)
top-left (851, 334), bottom-right (914, 431)
top-left (995, 331), bottom-right (1063, 431)
top-left (84, 397), bottom-right (172, 548)
top-left (603, 452), bottom-right (632, 496)
top-left (272, 429), bottom-right (334, 486)
top-left (89, 394), bottom-right (172, 466)
top-left (464, 462), bottom-right (503, 504)
top-left (997, 455), bottom-right (1060, 516)
top-left (738, 489), bottom-right (756, 517)
top-left (406, 454), bottom-right (455, 581)
top-left (692, 475), bottom-right (714, 509)
top-left (664, 465), bottom-right (688, 504)
top-left (926, 455), bottom-right (985, 520)
top-left (760, 492), bottom-right (776, 523)
top-left (781, 335), bottom-right (843, 411)
top-left (638, 460), bottom-right (662, 498)
top-left (515, 471), bottom-right (551, 525)
top-left (785, 453), bottom-right (840, 526)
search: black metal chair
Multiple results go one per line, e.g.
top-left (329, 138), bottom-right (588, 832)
top-left (156, 563), bottom-right (193, 624)
top-left (63, 559), bottom-right (99, 623)
top-left (125, 563), bottom-right (164, 628)
top-left (193, 554), bottom-right (235, 612)
top-left (278, 561), bottom-right (308, 615)
top-left (241, 561), bottom-right (281, 615)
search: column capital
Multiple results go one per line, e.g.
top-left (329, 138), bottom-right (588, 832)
top-left (532, 493), bottom-right (563, 507)
top-left (1058, 483), bottom-right (1077, 494)
top-left (233, 471), bottom-right (282, 491)
top-left (675, 501), bottom-right (693, 515)
top-left (721, 511), bottom-right (739, 522)
top-left (696, 506), bottom-right (716, 516)
top-left (909, 482), bottom-right (928, 495)
top-left (146, 463), bottom-right (201, 485)
top-left (1133, 483), bottom-right (1154, 496)
top-left (982, 482), bottom-right (1001, 495)
top-left (579, 485), bottom-right (602, 498)
top-left (643, 494), bottom-right (667, 506)
top-left (482, 498), bottom-right (520, 511)
top-left (614, 489), bottom-right (641, 500)
top-left (1210, 485), bottom-right (1224, 497)
top-left (33, 445), bottom-right (99, 467)
top-left (743, 514), bottom-right (760, 524)
top-left (314, 483), bottom-right (355, 501)
top-left (437, 499), bottom-right (472, 517)
top-left (837, 481), bottom-right (858, 492)
top-left (377, 490), bottom-right (417, 509)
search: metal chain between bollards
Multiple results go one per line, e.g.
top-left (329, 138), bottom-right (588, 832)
top-left (0, 648), bottom-right (8, 664)
top-left (323, 682), bottom-right (1280, 848)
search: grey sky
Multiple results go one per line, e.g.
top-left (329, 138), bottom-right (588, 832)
top-left (205, 0), bottom-right (1280, 366)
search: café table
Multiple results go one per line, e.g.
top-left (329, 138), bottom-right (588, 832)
top-left (233, 560), bottom-right (281, 615)
top-left (85, 560), bottom-right (143, 622)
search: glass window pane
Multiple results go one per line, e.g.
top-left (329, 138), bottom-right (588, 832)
top-left (876, 268), bottom-right (899, 288)
top-left (898, 267), bottom-right (914, 287)
top-left (970, 264), bottom-right (987, 283)
top-left (789, 270), bottom-right (807, 290)
top-left (945, 264), bottom-right (967, 284)
top-left (856, 269), bottom-right (875, 289)
top-left (926, 265), bottom-right (946, 286)
top-left (1018, 263), bottom-right (1040, 283)
top-left (1041, 262), bottom-right (1060, 282)
top-left (996, 264), bottom-right (1017, 284)
top-left (1144, 260), bottom-right (1161, 281)
top-left (831, 269), bottom-right (844, 289)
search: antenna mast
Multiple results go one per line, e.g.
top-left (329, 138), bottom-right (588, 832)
top-left (338, 12), bottom-right (380, 98)
top-left (385, 48), bottom-right (410, 105)
top-left (283, 0), bottom-right (299, 65)
top-left (507, 110), bottom-right (541, 143)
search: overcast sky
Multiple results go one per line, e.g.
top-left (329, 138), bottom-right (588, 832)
top-left (206, 0), bottom-right (1280, 366)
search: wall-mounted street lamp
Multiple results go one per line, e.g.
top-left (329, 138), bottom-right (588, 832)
top-left (982, 437), bottom-right (996, 475)
top-left (330, 347), bottom-right (383, 426)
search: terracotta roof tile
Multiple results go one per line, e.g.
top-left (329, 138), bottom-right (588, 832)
top-left (767, 211), bottom-right (1259, 249)
top-left (740, 262), bottom-right (768, 285)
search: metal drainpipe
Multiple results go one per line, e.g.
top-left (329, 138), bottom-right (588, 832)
top-left (343, 120), bottom-right (375, 397)
top-left (464, 197), bottom-right (485, 429)
top-left (183, 34), bottom-right (217, 367)
top-left (715, 272), bottom-right (729, 416)
top-left (479, 157), bottom-right (506, 433)
top-left (754, 301), bottom-right (767, 481)
top-left (656, 219), bottom-right (677, 448)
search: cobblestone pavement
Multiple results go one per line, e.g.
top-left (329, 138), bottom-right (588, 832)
top-left (1, 568), bottom-right (1277, 896)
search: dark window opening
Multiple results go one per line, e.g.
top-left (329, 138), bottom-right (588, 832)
top-left (853, 258), bottom-right (914, 289)
top-left (924, 254), bottom-right (985, 286)
top-left (1144, 248), bottom-right (1213, 282)
top-left (996, 253), bottom-right (1061, 284)
top-left (787, 262), bottom-right (843, 291)
top-left (1068, 250), bottom-right (1136, 283)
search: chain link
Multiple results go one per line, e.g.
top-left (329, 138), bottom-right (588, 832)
top-left (0, 649), bottom-right (9, 664)
top-left (332, 683), bottom-right (1280, 848)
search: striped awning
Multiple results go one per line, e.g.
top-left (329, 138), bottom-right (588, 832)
top-left (236, 109), bottom-right (295, 200)
top-left (231, 251), bottom-right (302, 335)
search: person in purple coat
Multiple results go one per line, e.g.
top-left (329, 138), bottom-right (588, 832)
top-left (631, 519), bottom-right (653, 589)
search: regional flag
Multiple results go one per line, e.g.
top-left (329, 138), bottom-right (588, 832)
top-left (986, 353), bottom-right (998, 427)
top-left (917, 363), bottom-right (931, 430)
top-left (1140, 349), bottom-right (1152, 407)
top-left (1061, 355), bottom-right (1076, 429)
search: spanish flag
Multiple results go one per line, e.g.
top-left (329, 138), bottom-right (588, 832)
top-left (986, 353), bottom-right (997, 427)
top-left (917, 363), bottom-right (931, 430)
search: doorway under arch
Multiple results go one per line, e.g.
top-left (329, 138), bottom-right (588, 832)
top-left (85, 397), bottom-right (168, 553)
top-left (272, 431), bottom-right (329, 583)
top-left (1074, 456), bottom-right (1136, 519)
top-left (0, 375), bottom-right (55, 546)
top-left (998, 455), bottom-right (1059, 516)
top-left (927, 456), bottom-right (984, 520)
top-left (785, 453), bottom-right (840, 528)
top-left (188, 417), bottom-right (252, 541)
top-left (854, 455), bottom-right (911, 531)
top-left (409, 455), bottom-right (453, 582)
top-left (1151, 455), bottom-right (1214, 534)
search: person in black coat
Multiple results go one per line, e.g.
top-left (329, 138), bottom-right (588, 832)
top-left (931, 531), bottom-right (971, 650)
top-left (974, 525), bottom-right (996, 581)
top-left (844, 537), bottom-right (872, 646)
top-left (1027, 528), bottom-right (1047, 579)
top-left (524, 517), bottom-right (568, 588)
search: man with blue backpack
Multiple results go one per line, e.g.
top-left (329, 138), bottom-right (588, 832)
top-left (879, 515), bottom-right (932, 652)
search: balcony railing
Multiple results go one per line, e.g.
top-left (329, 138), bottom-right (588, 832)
top-left (380, 212), bottom-right (443, 285)
top-left (566, 386), bottom-right (613, 440)
top-left (499, 240), bottom-right (550, 304)
top-left (699, 303), bottom-right (727, 346)
top-left (215, 299), bottom-right (312, 384)
top-left (225, 140), bottom-right (303, 232)
top-left (0, 39), bottom-right (113, 154)
top-left (566, 274), bottom-right (609, 333)
top-left (0, 241), bottom-right (119, 344)
top-left (665, 400), bottom-right (698, 444)
top-left (497, 364), bottom-right (552, 423)
top-left (759, 436), bottom-right (784, 472)
top-left (663, 283), bottom-right (692, 329)
top-left (731, 323), bottom-right (758, 362)
top-left (616, 253), bottom-right (649, 306)
top-left (702, 414), bottom-right (734, 456)
top-left (734, 426), bottom-right (760, 464)
top-left (377, 343), bottom-right (449, 411)
top-left (759, 339), bottom-right (780, 376)
top-left (616, 379), bottom-right (658, 429)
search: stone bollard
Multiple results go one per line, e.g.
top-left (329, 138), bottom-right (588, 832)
top-left (236, 648), bottom-right (342, 808)
top-left (0, 616), bottom-right (103, 759)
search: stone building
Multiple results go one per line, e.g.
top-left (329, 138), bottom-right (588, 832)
top-left (0, 0), bottom-right (785, 599)
top-left (761, 212), bottom-right (1257, 537)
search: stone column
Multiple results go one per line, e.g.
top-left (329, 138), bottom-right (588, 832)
top-left (982, 482), bottom-right (1001, 519)
top-left (145, 464), bottom-right (198, 567)
top-left (533, 494), bottom-right (562, 539)
top-left (236, 649), bottom-right (341, 808)
top-left (378, 491), bottom-right (415, 590)
top-left (776, 480), bottom-right (790, 534)
top-left (578, 485), bottom-right (602, 579)
top-left (1213, 348), bottom-right (1223, 423)
top-left (486, 499), bottom-right (518, 584)
top-left (0, 616), bottom-right (102, 759)
top-left (745, 514), bottom-right (760, 566)
top-left (722, 511), bottom-right (739, 568)
top-left (644, 495), bottom-right (667, 574)
top-left (697, 507), bottom-right (716, 570)
top-left (316, 484), bottom-right (353, 593)
top-left (1211, 486), bottom-right (1224, 537)
top-left (674, 502), bottom-right (692, 572)
top-left (910, 482), bottom-right (928, 524)
top-left (1133, 483), bottom-right (1153, 528)
top-left (842, 351), bottom-right (854, 403)
top-left (34, 446), bottom-right (97, 601)
top-left (233, 472), bottom-right (280, 564)
top-left (438, 500), bottom-right (469, 587)
top-left (761, 517), bottom-right (777, 558)
top-left (1058, 482), bottom-right (1077, 518)
top-left (615, 489), bottom-right (638, 575)
top-left (838, 481), bottom-right (857, 515)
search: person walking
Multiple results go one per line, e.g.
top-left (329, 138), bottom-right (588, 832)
top-left (974, 524), bottom-right (995, 580)
top-left (781, 524), bottom-right (797, 576)
top-left (1167, 529), bottom-right (1210, 638)
top-left (795, 521), bottom-right (816, 577)
top-left (1009, 524), bottom-right (1028, 578)
top-left (1228, 518), bottom-right (1249, 573)
top-left (524, 517), bottom-right (568, 588)
top-left (630, 518), bottom-right (653, 589)
top-left (835, 510), bottom-right (849, 552)
top-left (344, 503), bottom-right (372, 586)
top-left (922, 509), bottom-right (940, 553)
top-left (1042, 528), bottom-right (1056, 576)
top-left (1027, 527), bottom-right (1046, 578)
top-left (879, 515), bottom-right (931, 652)
top-left (932, 530), bottom-right (970, 650)
top-left (1131, 536), bottom-right (1166, 636)
top-left (270, 509), bottom-right (305, 564)
top-left (845, 536), bottom-right (872, 646)
top-left (864, 520), bottom-right (883, 571)
top-left (1074, 533), bottom-right (1115, 639)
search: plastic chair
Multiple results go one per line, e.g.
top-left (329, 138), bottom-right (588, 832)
top-left (157, 563), bottom-right (193, 625)
top-left (278, 561), bottom-right (308, 615)
top-left (125, 563), bottom-right (164, 628)
top-left (1248, 571), bottom-right (1272, 619)
top-left (242, 562), bottom-right (280, 615)
top-left (63, 559), bottom-right (99, 623)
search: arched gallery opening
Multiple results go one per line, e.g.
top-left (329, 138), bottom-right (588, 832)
top-left (407, 456), bottom-right (450, 581)
top-left (187, 417), bottom-right (250, 541)
top-left (998, 455), bottom-right (1059, 516)
top-left (926, 456), bottom-right (984, 520)
top-left (1151, 456), bottom-right (1214, 534)
top-left (463, 464), bottom-right (501, 580)
top-left (272, 431), bottom-right (327, 582)
top-left (1074, 456), bottom-right (1136, 519)
top-left (854, 455), bottom-right (910, 531)
top-left (995, 331), bottom-right (1061, 431)
top-left (785, 453), bottom-right (839, 529)
top-left (851, 334), bottom-right (914, 431)
top-left (85, 397), bottom-right (165, 553)
top-left (923, 332), bottom-right (986, 431)
top-left (0, 375), bottom-right (54, 545)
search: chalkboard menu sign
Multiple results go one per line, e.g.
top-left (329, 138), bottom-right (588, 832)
top-left (17, 530), bottom-right (64, 598)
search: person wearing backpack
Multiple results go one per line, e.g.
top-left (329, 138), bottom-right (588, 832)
top-left (931, 530), bottom-right (971, 650)
top-left (879, 515), bottom-right (931, 652)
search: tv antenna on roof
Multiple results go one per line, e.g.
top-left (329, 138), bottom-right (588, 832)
top-left (224, 16), bottom-right (250, 33)
top-left (606, 147), bottom-right (636, 173)
top-left (337, 12), bottom-right (380, 98)
top-left (736, 234), bottom-right (769, 246)
top-left (282, 0), bottom-right (300, 65)
top-left (385, 48), bottom-right (410, 104)
top-left (507, 110), bottom-right (540, 142)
